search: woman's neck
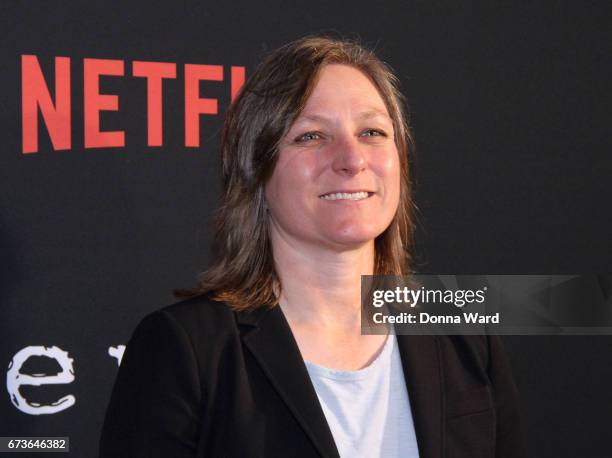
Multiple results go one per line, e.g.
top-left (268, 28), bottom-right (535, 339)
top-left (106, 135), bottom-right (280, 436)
top-left (271, 231), bottom-right (375, 333)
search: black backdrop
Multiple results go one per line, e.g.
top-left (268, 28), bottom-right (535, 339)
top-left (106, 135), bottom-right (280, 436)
top-left (2, 1), bottom-right (611, 457)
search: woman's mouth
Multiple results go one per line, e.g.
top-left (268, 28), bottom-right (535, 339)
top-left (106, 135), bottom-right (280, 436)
top-left (319, 191), bottom-right (373, 201)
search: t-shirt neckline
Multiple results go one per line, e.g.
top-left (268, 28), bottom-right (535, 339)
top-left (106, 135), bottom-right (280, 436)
top-left (304, 333), bottom-right (395, 381)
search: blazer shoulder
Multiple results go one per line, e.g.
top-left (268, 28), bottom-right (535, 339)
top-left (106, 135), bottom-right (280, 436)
top-left (155, 294), bottom-right (238, 339)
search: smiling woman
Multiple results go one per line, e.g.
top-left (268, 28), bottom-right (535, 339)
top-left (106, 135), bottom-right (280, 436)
top-left (266, 64), bottom-right (401, 255)
top-left (99, 35), bottom-right (525, 458)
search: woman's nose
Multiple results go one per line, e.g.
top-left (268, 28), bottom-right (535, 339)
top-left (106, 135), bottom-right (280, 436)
top-left (331, 136), bottom-right (366, 176)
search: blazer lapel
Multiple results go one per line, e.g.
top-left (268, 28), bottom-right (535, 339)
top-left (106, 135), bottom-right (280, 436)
top-left (396, 334), bottom-right (444, 458)
top-left (237, 306), bottom-right (341, 458)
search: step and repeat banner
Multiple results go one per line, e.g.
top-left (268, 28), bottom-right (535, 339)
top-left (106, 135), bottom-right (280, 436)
top-left (2, 2), bottom-right (611, 457)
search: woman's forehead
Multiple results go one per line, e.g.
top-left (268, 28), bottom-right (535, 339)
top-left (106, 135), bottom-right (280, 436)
top-left (294, 65), bottom-right (391, 122)
top-left (307, 64), bottom-right (385, 102)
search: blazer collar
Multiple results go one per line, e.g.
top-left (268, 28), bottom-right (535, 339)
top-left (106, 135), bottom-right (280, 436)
top-left (237, 305), bottom-right (341, 458)
top-left (236, 306), bottom-right (443, 458)
top-left (396, 334), bottom-right (443, 458)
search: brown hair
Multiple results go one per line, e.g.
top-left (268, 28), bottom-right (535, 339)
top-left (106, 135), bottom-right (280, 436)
top-left (177, 35), bottom-right (417, 311)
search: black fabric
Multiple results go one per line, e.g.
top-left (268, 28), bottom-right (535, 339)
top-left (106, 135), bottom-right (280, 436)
top-left (99, 295), bottom-right (526, 458)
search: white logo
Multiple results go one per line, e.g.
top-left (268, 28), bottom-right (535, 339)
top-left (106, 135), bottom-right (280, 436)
top-left (6, 346), bottom-right (75, 415)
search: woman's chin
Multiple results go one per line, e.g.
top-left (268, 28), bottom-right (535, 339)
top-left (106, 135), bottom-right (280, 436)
top-left (321, 226), bottom-right (385, 249)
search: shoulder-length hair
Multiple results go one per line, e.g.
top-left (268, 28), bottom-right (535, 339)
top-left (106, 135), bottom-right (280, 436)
top-left (177, 35), bottom-right (417, 311)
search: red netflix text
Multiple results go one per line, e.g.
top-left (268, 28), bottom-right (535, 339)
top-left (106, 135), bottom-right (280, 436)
top-left (21, 55), bottom-right (246, 153)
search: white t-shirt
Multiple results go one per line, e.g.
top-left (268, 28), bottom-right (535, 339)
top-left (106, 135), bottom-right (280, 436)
top-left (305, 334), bottom-right (420, 458)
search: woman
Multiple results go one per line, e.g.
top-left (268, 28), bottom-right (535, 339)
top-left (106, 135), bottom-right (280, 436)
top-left (99, 36), bottom-right (525, 458)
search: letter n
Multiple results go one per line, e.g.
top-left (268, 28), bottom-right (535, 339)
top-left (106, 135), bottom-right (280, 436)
top-left (21, 55), bottom-right (71, 154)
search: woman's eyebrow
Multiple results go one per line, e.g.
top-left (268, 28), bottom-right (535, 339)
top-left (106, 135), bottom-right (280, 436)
top-left (296, 113), bottom-right (330, 124)
top-left (356, 109), bottom-right (392, 122)
top-left (294, 109), bottom-right (392, 125)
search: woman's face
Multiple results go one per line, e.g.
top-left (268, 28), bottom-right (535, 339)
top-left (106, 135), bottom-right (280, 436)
top-left (265, 64), bottom-right (401, 252)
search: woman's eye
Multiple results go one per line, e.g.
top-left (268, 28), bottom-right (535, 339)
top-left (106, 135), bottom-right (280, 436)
top-left (361, 128), bottom-right (386, 137)
top-left (295, 132), bottom-right (322, 142)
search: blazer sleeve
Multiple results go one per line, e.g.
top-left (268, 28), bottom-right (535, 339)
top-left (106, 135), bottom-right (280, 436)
top-left (488, 335), bottom-right (527, 458)
top-left (99, 310), bottom-right (202, 458)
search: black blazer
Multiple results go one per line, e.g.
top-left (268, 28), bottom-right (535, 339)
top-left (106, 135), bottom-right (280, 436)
top-left (99, 295), bottom-right (525, 458)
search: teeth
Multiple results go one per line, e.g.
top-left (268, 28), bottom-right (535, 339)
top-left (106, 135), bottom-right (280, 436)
top-left (320, 191), bottom-right (370, 201)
